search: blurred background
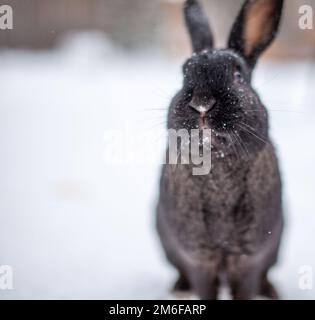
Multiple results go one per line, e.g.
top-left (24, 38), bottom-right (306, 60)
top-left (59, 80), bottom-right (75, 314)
top-left (0, 0), bottom-right (315, 299)
top-left (1, 0), bottom-right (314, 58)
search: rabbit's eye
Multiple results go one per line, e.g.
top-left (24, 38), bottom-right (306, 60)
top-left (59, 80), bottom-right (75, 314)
top-left (233, 66), bottom-right (244, 83)
top-left (234, 71), bottom-right (241, 79)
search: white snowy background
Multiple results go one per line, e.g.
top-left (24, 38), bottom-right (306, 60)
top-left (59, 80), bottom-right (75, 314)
top-left (0, 33), bottom-right (314, 300)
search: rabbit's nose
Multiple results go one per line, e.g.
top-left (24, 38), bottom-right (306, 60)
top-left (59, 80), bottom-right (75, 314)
top-left (189, 98), bottom-right (216, 114)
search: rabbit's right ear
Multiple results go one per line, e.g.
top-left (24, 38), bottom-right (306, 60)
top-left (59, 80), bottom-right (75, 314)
top-left (184, 0), bottom-right (214, 53)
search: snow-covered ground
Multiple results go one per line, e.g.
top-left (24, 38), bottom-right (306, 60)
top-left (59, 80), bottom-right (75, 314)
top-left (0, 33), bottom-right (315, 300)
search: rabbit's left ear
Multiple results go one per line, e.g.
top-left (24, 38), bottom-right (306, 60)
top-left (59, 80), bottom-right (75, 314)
top-left (228, 0), bottom-right (284, 68)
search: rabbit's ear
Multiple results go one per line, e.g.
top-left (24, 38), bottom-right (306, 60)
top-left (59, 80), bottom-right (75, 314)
top-left (228, 0), bottom-right (284, 67)
top-left (184, 0), bottom-right (214, 53)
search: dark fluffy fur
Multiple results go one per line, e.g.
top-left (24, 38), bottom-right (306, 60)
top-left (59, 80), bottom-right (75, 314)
top-left (156, 0), bottom-right (285, 300)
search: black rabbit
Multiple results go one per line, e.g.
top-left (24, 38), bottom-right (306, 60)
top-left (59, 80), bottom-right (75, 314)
top-left (157, 0), bottom-right (285, 300)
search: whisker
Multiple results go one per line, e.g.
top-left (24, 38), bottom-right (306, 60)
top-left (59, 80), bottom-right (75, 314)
top-left (146, 120), bottom-right (167, 131)
top-left (141, 107), bottom-right (168, 112)
top-left (254, 72), bottom-right (281, 89)
top-left (236, 131), bottom-right (250, 157)
top-left (247, 109), bottom-right (305, 114)
top-left (228, 131), bottom-right (240, 161)
top-left (150, 130), bottom-right (168, 145)
top-left (233, 130), bottom-right (249, 158)
top-left (236, 123), bottom-right (269, 145)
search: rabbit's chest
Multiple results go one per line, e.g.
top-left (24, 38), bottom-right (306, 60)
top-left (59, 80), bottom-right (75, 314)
top-left (165, 164), bottom-right (256, 254)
